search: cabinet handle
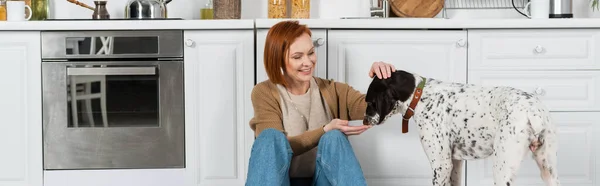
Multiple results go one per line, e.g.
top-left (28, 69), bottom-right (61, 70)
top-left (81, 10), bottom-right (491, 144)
top-left (185, 39), bottom-right (196, 47)
top-left (456, 39), bottom-right (466, 47)
top-left (534, 87), bottom-right (545, 96)
top-left (534, 45), bottom-right (544, 53)
top-left (313, 38), bottom-right (325, 47)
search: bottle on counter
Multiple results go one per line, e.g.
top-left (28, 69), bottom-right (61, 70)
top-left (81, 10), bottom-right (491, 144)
top-left (30, 0), bottom-right (49, 20)
top-left (0, 0), bottom-right (6, 21)
top-left (268, 0), bottom-right (287, 18)
top-left (200, 0), bottom-right (213, 19)
top-left (291, 0), bottom-right (309, 19)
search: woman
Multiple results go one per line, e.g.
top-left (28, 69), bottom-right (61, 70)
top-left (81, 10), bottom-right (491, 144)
top-left (246, 20), bottom-right (395, 186)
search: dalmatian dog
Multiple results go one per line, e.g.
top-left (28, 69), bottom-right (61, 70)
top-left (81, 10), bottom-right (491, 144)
top-left (362, 70), bottom-right (560, 186)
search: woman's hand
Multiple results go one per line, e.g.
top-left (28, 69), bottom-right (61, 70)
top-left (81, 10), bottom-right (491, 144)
top-left (324, 119), bottom-right (371, 136)
top-left (369, 61), bottom-right (396, 79)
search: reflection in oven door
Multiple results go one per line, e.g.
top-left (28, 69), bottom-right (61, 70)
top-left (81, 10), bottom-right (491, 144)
top-left (66, 65), bottom-right (159, 128)
top-left (42, 62), bottom-right (184, 170)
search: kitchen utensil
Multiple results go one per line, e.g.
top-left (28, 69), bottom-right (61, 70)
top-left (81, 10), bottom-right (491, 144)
top-left (549, 0), bottom-right (572, 18)
top-left (66, 0), bottom-right (94, 11)
top-left (6, 0), bottom-right (31, 21)
top-left (125, 0), bottom-right (172, 19)
top-left (523, 0), bottom-right (549, 19)
top-left (92, 0), bottom-right (109, 19)
top-left (389, 0), bottom-right (443, 18)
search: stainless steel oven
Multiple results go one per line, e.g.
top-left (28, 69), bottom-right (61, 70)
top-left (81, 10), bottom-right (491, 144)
top-left (41, 30), bottom-right (184, 170)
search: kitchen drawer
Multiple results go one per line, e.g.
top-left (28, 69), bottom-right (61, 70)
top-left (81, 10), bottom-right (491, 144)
top-left (468, 29), bottom-right (600, 70)
top-left (468, 70), bottom-right (600, 112)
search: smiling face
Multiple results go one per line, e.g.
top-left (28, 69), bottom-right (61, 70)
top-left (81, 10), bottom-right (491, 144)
top-left (284, 33), bottom-right (316, 84)
top-left (363, 70), bottom-right (417, 126)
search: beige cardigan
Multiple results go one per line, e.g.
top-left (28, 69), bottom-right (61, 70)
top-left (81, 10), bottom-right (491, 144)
top-left (248, 77), bottom-right (368, 155)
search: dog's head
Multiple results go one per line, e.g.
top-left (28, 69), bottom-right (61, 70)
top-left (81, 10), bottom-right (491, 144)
top-left (363, 70), bottom-right (418, 126)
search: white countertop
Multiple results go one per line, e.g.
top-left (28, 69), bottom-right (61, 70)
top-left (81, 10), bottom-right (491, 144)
top-left (2, 18), bottom-right (600, 30)
top-left (0, 19), bottom-right (255, 30)
top-left (255, 18), bottom-right (600, 29)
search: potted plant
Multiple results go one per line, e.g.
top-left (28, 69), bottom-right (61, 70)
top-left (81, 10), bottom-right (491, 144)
top-left (591, 0), bottom-right (600, 17)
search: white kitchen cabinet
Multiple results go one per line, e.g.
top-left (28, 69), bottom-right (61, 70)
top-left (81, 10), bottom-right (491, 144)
top-left (183, 30), bottom-right (255, 186)
top-left (468, 29), bottom-right (600, 71)
top-left (468, 70), bottom-right (600, 112)
top-left (465, 112), bottom-right (600, 186)
top-left (0, 31), bottom-right (43, 186)
top-left (467, 29), bottom-right (600, 186)
top-left (327, 30), bottom-right (467, 186)
top-left (256, 28), bottom-right (327, 83)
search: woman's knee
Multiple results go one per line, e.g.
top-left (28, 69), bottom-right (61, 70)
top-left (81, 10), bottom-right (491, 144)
top-left (252, 128), bottom-right (290, 153)
top-left (256, 128), bottom-right (286, 141)
top-left (321, 129), bottom-right (344, 139)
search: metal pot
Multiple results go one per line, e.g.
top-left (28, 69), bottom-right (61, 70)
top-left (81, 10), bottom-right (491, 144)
top-left (125, 0), bottom-right (172, 19)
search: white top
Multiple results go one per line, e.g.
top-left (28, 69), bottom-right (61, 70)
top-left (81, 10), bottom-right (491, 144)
top-left (3, 18), bottom-right (600, 30)
top-left (0, 19), bottom-right (255, 30)
top-left (254, 18), bottom-right (600, 29)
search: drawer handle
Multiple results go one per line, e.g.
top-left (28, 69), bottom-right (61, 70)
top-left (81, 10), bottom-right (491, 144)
top-left (313, 38), bottom-right (325, 47)
top-left (185, 39), bottom-right (196, 47)
top-left (534, 87), bottom-right (546, 96)
top-left (534, 45), bottom-right (544, 53)
top-left (456, 39), bottom-right (466, 47)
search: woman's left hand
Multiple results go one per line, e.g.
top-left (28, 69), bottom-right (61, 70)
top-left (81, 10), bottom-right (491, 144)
top-left (369, 61), bottom-right (396, 79)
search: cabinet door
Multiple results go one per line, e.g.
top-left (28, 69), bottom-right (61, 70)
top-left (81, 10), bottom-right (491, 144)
top-left (327, 30), bottom-right (467, 186)
top-left (184, 30), bottom-right (255, 186)
top-left (256, 28), bottom-right (327, 83)
top-left (466, 112), bottom-right (600, 186)
top-left (469, 70), bottom-right (600, 112)
top-left (468, 29), bottom-right (600, 71)
top-left (0, 31), bottom-right (42, 186)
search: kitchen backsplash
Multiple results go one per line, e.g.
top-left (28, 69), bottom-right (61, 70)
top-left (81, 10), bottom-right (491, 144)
top-left (51, 0), bottom-right (592, 20)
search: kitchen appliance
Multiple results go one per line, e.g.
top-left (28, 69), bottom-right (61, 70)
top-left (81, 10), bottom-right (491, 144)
top-left (125, 0), bottom-right (172, 19)
top-left (41, 30), bottom-right (184, 170)
top-left (549, 0), bottom-right (572, 18)
top-left (92, 0), bottom-right (109, 19)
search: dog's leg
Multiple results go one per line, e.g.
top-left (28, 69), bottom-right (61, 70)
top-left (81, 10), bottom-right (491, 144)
top-left (425, 148), bottom-right (453, 186)
top-left (532, 130), bottom-right (560, 186)
top-left (450, 159), bottom-right (463, 186)
top-left (451, 160), bottom-right (463, 186)
top-left (419, 128), bottom-right (453, 186)
top-left (492, 125), bottom-right (530, 186)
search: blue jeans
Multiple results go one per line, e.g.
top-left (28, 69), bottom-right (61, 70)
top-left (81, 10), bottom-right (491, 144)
top-left (245, 128), bottom-right (367, 186)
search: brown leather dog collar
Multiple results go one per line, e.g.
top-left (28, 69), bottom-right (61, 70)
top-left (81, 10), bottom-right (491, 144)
top-left (402, 77), bottom-right (426, 133)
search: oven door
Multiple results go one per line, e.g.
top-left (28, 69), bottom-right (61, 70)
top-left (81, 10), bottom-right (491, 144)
top-left (42, 61), bottom-right (184, 170)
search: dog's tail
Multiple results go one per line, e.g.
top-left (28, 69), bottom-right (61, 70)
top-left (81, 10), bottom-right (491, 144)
top-left (527, 100), bottom-right (561, 186)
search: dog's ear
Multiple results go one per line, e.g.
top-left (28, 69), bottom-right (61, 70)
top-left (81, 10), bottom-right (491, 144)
top-left (386, 70), bottom-right (416, 103)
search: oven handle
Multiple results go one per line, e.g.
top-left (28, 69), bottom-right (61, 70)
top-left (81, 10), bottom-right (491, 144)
top-left (67, 67), bottom-right (156, 76)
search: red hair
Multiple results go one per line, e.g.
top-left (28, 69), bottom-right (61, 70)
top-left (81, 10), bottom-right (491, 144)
top-left (263, 20), bottom-right (312, 87)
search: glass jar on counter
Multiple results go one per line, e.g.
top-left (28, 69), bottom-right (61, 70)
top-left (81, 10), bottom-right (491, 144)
top-left (214, 0), bottom-right (241, 19)
top-left (268, 0), bottom-right (287, 18)
top-left (30, 0), bottom-right (49, 20)
top-left (291, 0), bottom-right (309, 19)
top-left (0, 0), bottom-right (6, 21)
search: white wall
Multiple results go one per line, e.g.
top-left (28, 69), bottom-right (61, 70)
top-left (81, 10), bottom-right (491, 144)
top-left (51, 0), bottom-right (593, 20)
